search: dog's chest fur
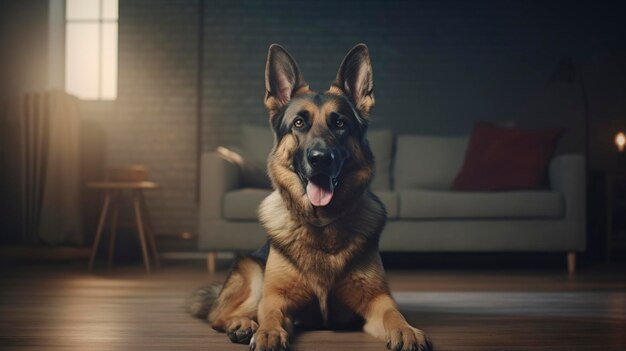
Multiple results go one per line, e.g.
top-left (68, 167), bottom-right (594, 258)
top-left (258, 190), bottom-right (386, 323)
top-left (259, 191), bottom-right (384, 278)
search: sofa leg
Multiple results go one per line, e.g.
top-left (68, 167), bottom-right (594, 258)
top-left (567, 251), bottom-right (576, 275)
top-left (207, 252), bottom-right (216, 274)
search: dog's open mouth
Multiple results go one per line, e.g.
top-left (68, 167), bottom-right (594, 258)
top-left (306, 174), bottom-right (338, 207)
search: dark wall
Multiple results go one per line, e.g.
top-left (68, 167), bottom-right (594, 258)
top-left (204, 0), bottom-right (550, 148)
top-left (94, 0), bottom-right (200, 236)
top-left (0, 0), bottom-right (50, 100)
top-left (199, 0), bottom-right (623, 153)
top-left (585, 55), bottom-right (626, 171)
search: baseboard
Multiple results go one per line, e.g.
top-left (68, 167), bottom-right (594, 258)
top-left (0, 245), bottom-right (90, 261)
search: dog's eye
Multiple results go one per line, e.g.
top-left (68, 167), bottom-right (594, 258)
top-left (294, 118), bottom-right (305, 129)
top-left (335, 119), bottom-right (345, 129)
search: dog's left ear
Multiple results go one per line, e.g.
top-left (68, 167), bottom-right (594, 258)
top-left (333, 44), bottom-right (375, 118)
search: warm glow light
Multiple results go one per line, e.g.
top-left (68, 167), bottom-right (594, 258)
top-left (616, 132), bottom-right (626, 152)
top-left (66, 23), bottom-right (100, 98)
top-left (65, 0), bottom-right (118, 100)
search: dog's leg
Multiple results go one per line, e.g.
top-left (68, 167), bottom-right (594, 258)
top-left (363, 294), bottom-right (432, 351)
top-left (209, 257), bottom-right (264, 344)
top-left (252, 292), bottom-right (294, 351)
top-left (250, 252), bottom-right (309, 351)
top-left (335, 253), bottom-right (433, 351)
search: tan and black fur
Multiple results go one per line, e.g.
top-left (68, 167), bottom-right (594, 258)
top-left (192, 44), bottom-right (432, 351)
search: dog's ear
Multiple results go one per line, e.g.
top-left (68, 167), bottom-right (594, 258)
top-left (332, 44), bottom-right (375, 118)
top-left (265, 44), bottom-right (308, 114)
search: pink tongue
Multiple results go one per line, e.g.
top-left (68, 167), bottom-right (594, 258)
top-left (306, 181), bottom-right (334, 207)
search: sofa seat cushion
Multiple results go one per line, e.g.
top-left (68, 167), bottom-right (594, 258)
top-left (223, 188), bottom-right (399, 220)
top-left (395, 135), bottom-right (469, 190)
top-left (223, 188), bottom-right (272, 220)
top-left (399, 189), bottom-right (564, 219)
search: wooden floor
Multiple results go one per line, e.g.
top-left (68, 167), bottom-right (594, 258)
top-left (1, 261), bottom-right (625, 351)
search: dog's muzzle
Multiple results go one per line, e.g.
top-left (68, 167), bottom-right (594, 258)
top-left (303, 147), bottom-right (341, 207)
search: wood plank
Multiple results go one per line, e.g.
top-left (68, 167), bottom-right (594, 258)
top-left (0, 262), bottom-right (625, 350)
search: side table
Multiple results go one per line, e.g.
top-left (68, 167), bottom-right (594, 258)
top-left (87, 181), bottom-right (160, 273)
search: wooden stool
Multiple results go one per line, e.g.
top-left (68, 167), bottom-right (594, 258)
top-left (87, 181), bottom-right (160, 273)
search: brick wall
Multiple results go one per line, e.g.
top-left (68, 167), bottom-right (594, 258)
top-left (100, 0), bottom-right (199, 236)
top-left (200, 0), bottom-right (570, 151)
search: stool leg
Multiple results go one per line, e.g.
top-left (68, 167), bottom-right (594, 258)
top-left (139, 191), bottom-right (160, 268)
top-left (108, 194), bottom-right (119, 268)
top-left (567, 251), bottom-right (576, 275)
top-left (133, 190), bottom-right (151, 273)
top-left (89, 191), bottom-right (111, 271)
top-left (207, 252), bottom-right (216, 274)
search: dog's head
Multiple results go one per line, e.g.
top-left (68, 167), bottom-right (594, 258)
top-left (264, 44), bottom-right (376, 220)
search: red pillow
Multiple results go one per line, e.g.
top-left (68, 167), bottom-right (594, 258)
top-left (452, 122), bottom-right (563, 191)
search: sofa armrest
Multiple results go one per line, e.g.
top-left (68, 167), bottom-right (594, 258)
top-left (199, 151), bottom-right (241, 220)
top-left (549, 154), bottom-right (586, 228)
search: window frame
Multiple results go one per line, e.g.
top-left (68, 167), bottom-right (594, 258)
top-left (64, 0), bottom-right (118, 101)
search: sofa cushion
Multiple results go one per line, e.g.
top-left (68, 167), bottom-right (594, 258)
top-left (372, 190), bottom-right (399, 219)
top-left (399, 189), bottom-right (564, 219)
top-left (368, 129), bottom-right (394, 190)
top-left (233, 124), bottom-right (274, 188)
top-left (452, 122), bottom-right (563, 191)
top-left (223, 188), bottom-right (399, 220)
top-left (241, 124), bottom-right (274, 166)
top-left (219, 145), bottom-right (272, 188)
top-left (223, 188), bottom-right (271, 220)
top-left (394, 135), bottom-right (468, 190)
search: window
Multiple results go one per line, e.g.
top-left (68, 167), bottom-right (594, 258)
top-left (65, 0), bottom-right (118, 100)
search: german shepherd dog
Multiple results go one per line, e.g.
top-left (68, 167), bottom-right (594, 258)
top-left (190, 44), bottom-right (433, 351)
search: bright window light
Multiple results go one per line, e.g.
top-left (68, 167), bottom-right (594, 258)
top-left (65, 0), bottom-right (118, 100)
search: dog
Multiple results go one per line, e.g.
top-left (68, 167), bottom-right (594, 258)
top-left (189, 44), bottom-right (433, 351)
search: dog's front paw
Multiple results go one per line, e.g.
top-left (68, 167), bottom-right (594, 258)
top-left (385, 327), bottom-right (433, 351)
top-left (249, 327), bottom-right (289, 351)
top-left (225, 317), bottom-right (258, 344)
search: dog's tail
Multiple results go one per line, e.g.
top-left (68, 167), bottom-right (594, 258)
top-left (186, 282), bottom-right (222, 320)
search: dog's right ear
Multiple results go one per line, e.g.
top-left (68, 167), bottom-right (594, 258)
top-left (264, 44), bottom-right (308, 114)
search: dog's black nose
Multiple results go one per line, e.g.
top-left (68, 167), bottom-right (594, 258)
top-left (307, 148), bottom-right (334, 169)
